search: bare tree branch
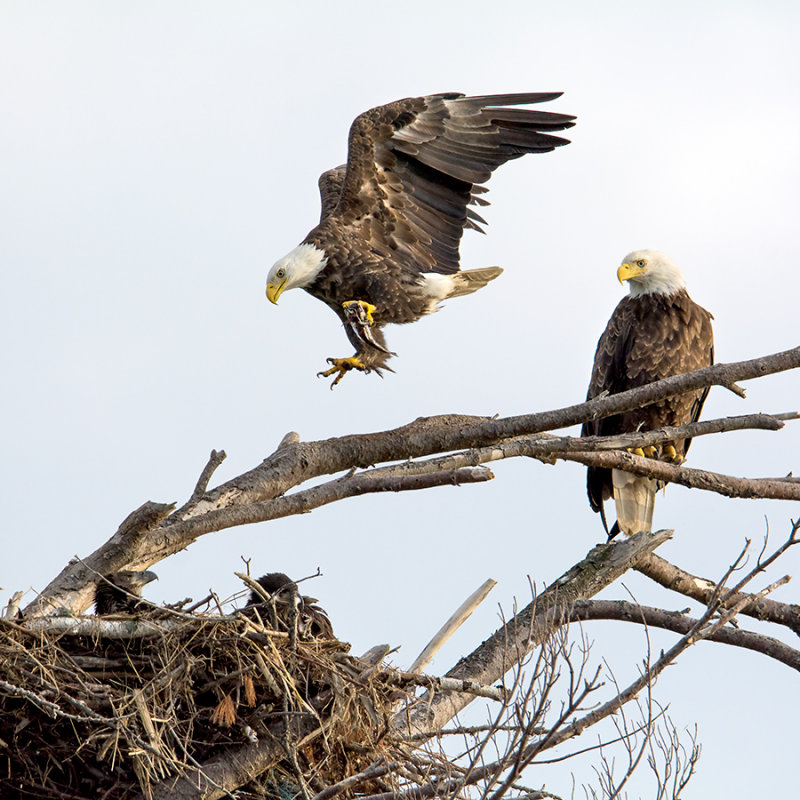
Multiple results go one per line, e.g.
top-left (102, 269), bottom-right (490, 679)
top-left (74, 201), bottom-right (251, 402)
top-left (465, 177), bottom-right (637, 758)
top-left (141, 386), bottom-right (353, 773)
top-left (24, 468), bottom-right (491, 617)
top-left (538, 535), bottom-right (793, 755)
top-left (409, 578), bottom-right (497, 673)
top-left (384, 670), bottom-right (506, 701)
top-left (24, 501), bottom-right (174, 618)
top-left (553, 449), bottom-right (800, 501)
top-left (146, 466), bottom-right (494, 556)
top-left (569, 599), bottom-right (800, 670)
top-left (144, 721), bottom-right (322, 800)
top-left (191, 449), bottom-right (227, 500)
top-left (311, 759), bottom-right (401, 800)
top-left (635, 552), bottom-right (800, 636)
top-left (540, 411), bottom-right (797, 452)
top-left (330, 412), bottom-right (795, 481)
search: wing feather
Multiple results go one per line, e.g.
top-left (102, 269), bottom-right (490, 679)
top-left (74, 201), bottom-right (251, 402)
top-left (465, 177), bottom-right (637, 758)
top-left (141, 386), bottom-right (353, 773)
top-left (323, 92), bottom-right (575, 274)
top-left (317, 165), bottom-right (346, 223)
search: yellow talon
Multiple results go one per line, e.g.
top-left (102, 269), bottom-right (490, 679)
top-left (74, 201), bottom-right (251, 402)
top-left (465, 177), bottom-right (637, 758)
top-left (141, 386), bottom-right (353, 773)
top-left (343, 300), bottom-right (377, 325)
top-left (317, 356), bottom-right (368, 389)
top-left (629, 447), bottom-right (646, 457)
top-left (642, 445), bottom-right (658, 458)
top-left (663, 444), bottom-right (681, 463)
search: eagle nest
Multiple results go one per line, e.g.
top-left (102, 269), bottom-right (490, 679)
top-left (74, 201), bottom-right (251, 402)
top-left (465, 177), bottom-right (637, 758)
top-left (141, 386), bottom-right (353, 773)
top-left (0, 610), bottom-right (399, 800)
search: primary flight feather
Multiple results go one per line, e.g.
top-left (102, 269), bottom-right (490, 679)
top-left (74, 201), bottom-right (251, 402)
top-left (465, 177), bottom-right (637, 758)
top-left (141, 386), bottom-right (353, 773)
top-left (266, 92), bottom-right (575, 387)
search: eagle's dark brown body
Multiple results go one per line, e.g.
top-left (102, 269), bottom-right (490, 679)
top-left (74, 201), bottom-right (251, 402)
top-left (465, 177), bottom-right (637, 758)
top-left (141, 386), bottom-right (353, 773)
top-left (583, 288), bottom-right (714, 534)
top-left (306, 226), bottom-right (426, 325)
top-left (304, 225), bottom-right (425, 361)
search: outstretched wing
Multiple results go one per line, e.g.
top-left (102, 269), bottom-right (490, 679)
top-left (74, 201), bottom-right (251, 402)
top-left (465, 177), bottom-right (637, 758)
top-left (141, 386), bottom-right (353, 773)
top-left (326, 92), bottom-right (575, 274)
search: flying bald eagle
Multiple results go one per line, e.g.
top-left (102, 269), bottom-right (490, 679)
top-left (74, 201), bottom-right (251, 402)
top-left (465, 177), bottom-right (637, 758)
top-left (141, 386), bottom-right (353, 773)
top-left (244, 573), bottom-right (334, 639)
top-left (94, 570), bottom-right (158, 615)
top-left (582, 250), bottom-right (714, 538)
top-left (266, 92), bottom-right (575, 387)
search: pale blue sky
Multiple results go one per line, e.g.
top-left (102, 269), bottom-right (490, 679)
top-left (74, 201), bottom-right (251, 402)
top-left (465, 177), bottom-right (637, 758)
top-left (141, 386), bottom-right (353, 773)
top-left (2, 2), bottom-right (799, 795)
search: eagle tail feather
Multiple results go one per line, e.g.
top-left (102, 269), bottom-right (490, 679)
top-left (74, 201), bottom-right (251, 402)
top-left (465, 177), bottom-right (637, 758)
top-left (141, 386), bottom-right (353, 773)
top-left (611, 469), bottom-right (658, 536)
top-left (448, 266), bottom-right (503, 298)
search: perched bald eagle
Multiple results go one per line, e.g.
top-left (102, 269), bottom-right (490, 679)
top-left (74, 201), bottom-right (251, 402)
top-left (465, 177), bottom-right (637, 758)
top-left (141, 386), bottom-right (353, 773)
top-left (266, 92), bottom-right (575, 387)
top-left (582, 250), bottom-right (714, 537)
top-left (94, 570), bottom-right (158, 615)
top-left (244, 573), bottom-right (334, 640)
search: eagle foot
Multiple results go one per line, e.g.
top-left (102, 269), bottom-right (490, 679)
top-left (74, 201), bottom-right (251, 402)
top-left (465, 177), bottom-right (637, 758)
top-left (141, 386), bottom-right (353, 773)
top-left (629, 444), bottom-right (682, 462)
top-left (343, 300), bottom-right (377, 325)
top-left (317, 356), bottom-right (369, 389)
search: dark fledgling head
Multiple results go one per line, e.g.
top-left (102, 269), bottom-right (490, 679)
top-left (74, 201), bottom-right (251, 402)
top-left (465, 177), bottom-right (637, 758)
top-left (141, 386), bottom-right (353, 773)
top-left (94, 570), bottom-right (158, 615)
top-left (245, 573), bottom-right (300, 608)
top-left (244, 572), bottom-right (334, 639)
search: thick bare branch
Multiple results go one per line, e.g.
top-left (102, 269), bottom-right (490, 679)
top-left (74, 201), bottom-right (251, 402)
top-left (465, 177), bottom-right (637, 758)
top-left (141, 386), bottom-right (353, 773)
top-left (145, 721), bottom-right (321, 800)
top-left (14, 617), bottom-right (185, 639)
top-left (142, 466), bottom-right (494, 561)
top-left (24, 501), bottom-right (174, 618)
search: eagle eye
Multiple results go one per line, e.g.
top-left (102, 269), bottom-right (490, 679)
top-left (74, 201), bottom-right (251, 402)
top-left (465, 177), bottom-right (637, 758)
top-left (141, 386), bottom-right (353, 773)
top-left (636, 260), bottom-right (646, 268)
top-left (277, 268), bottom-right (286, 279)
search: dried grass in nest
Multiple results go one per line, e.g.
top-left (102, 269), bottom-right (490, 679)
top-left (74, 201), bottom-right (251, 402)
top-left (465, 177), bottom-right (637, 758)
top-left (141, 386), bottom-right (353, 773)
top-left (0, 611), bottom-right (397, 800)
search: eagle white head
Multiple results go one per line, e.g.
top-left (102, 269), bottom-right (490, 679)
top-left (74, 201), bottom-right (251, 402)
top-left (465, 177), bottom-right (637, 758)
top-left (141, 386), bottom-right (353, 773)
top-left (266, 243), bottom-right (329, 304)
top-left (617, 249), bottom-right (686, 297)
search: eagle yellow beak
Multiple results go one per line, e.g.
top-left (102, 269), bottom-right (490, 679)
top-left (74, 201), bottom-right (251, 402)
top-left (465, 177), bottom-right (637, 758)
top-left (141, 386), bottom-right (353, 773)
top-left (617, 262), bottom-right (646, 284)
top-left (266, 279), bottom-right (287, 305)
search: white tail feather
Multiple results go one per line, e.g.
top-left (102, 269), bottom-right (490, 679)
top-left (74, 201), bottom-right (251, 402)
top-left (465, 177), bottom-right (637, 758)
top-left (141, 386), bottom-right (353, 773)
top-left (448, 266), bottom-right (503, 298)
top-left (612, 469), bottom-right (658, 536)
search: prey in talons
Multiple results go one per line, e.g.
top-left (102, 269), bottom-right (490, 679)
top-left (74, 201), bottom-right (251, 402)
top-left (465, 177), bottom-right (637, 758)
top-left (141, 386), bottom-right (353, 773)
top-left (343, 300), bottom-right (395, 355)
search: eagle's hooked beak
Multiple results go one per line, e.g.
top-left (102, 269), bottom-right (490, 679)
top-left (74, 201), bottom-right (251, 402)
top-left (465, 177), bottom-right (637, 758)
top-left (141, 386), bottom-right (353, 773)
top-left (266, 279), bottom-right (287, 305)
top-left (135, 570), bottom-right (159, 588)
top-left (617, 262), bottom-right (646, 284)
